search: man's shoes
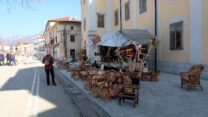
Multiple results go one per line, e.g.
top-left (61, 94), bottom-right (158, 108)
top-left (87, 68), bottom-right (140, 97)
top-left (47, 82), bottom-right (50, 86)
top-left (53, 82), bottom-right (57, 86)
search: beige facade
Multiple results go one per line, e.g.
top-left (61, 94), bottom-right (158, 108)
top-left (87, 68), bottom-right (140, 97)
top-left (81, 0), bottom-right (208, 77)
top-left (49, 21), bottom-right (81, 59)
top-left (111, 0), bottom-right (154, 33)
top-left (202, 0), bottom-right (208, 65)
top-left (95, 0), bottom-right (107, 36)
top-left (160, 0), bottom-right (190, 63)
top-left (44, 17), bottom-right (77, 54)
top-left (0, 43), bottom-right (10, 53)
top-left (10, 44), bottom-right (16, 53)
top-left (81, 0), bottom-right (155, 62)
top-left (15, 40), bottom-right (34, 56)
top-left (112, 0), bottom-right (120, 31)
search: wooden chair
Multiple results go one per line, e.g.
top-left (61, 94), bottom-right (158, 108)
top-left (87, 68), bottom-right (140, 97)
top-left (118, 84), bottom-right (139, 108)
top-left (180, 65), bottom-right (204, 91)
top-left (118, 77), bottom-right (139, 108)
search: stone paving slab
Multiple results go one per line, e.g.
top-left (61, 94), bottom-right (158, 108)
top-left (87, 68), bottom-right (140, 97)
top-left (55, 65), bottom-right (208, 117)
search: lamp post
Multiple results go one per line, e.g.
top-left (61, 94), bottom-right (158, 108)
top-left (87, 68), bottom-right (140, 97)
top-left (154, 0), bottom-right (157, 71)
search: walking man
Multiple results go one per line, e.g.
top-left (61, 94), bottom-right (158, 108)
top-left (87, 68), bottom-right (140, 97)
top-left (42, 52), bottom-right (56, 86)
top-left (6, 53), bottom-right (10, 65)
top-left (9, 53), bottom-right (16, 66)
top-left (0, 53), bottom-right (4, 66)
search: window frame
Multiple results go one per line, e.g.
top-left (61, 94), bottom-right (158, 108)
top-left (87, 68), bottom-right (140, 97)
top-left (70, 35), bottom-right (75, 42)
top-left (139, 0), bottom-right (147, 14)
top-left (97, 14), bottom-right (105, 28)
top-left (125, 0), bottom-right (130, 21)
top-left (169, 22), bottom-right (183, 50)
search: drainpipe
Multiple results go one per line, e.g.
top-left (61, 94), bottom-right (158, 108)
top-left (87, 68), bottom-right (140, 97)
top-left (154, 0), bottom-right (157, 71)
top-left (120, 0), bottom-right (122, 30)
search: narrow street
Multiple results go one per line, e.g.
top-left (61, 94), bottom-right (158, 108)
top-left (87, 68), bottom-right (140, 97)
top-left (0, 63), bottom-right (81, 117)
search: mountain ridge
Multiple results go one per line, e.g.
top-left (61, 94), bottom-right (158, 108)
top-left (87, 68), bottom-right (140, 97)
top-left (0, 31), bottom-right (43, 45)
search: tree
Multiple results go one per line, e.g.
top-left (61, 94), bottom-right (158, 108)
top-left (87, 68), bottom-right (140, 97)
top-left (0, 0), bottom-right (41, 13)
top-left (0, 0), bottom-right (41, 9)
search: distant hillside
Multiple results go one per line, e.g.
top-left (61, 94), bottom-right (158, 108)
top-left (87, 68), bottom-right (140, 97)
top-left (1, 31), bottom-right (43, 45)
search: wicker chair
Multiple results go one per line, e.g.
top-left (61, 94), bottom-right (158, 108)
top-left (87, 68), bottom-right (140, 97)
top-left (180, 65), bottom-right (204, 91)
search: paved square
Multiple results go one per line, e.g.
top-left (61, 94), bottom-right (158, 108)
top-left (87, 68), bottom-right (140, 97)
top-left (59, 69), bottom-right (208, 117)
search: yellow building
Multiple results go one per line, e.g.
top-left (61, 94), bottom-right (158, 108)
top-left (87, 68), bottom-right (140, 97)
top-left (81, 0), bottom-right (208, 77)
top-left (158, 0), bottom-right (208, 78)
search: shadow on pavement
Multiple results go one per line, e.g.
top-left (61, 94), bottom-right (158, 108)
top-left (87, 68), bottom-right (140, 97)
top-left (0, 66), bottom-right (81, 117)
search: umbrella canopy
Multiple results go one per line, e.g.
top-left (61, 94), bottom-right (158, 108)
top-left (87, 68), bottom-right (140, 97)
top-left (97, 29), bottom-right (153, 47)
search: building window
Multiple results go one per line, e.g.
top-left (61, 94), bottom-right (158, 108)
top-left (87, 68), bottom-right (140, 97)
top-left (70, 35), bottom-right (75, 42)
top-left (139, 0), bottom-right (147, 14)
top-left (71, 26), bottom-right (74, 30)
top-left (55, 36), bottom-right (57, 43)
top-left (84, 18), bottom-right (86, 31)
top-left (115, 9), bottom-right (119, 26)
top-left (97, 14), bottom-right (104, 28)
top-left (170, 22), bottom-right (183, 50)
top-left (125, 1), bottom-right (130, 21)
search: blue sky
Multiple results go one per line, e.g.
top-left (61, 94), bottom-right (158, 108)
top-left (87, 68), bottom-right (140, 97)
top-left (0, 0), bottom-right (81, 37)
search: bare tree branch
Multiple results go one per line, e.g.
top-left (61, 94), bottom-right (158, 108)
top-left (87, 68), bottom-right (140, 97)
top-left (2, 0), bottom-right (41, 8)
top-left (0, 0), bottom-right (41, 13)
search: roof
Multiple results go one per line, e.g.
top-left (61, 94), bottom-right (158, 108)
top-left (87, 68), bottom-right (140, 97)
top-left (33, 34), bottom-right (45, 40)
top-left (48, 16), bottom-right (81, 31)
top-left (49, 20), bottom-right (81, 32)
top-left (0, 42), bottom-right (8, 46)
top-left (17, 40), bottom-right (33, 45)
top-left (49, 16), bottom-right (80, 22)
top-left (43, 16), bottom-right (81, 35)
top-left (97, 29), bottom-right (153, 47)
